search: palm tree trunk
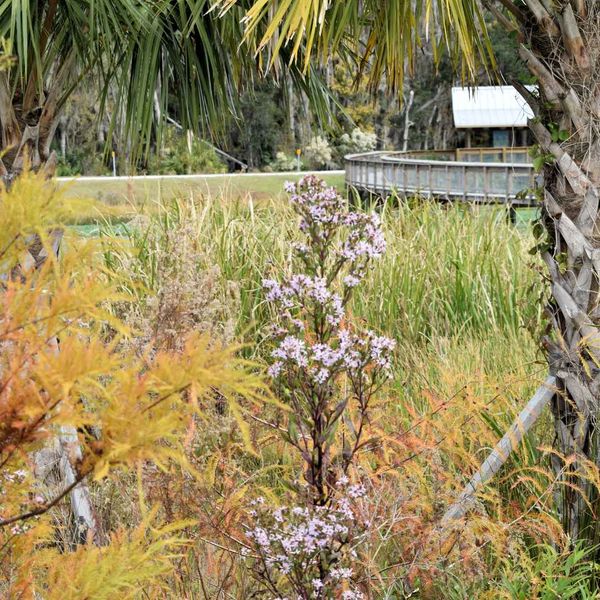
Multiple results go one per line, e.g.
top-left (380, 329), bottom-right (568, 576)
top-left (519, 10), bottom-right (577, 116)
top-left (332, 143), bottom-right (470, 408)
top-left (0, 86), bottom-right (59, 183)
top-left (0, 41), bottom-right (73, 181)
top-left (509, 0), bottom-right (600, 542)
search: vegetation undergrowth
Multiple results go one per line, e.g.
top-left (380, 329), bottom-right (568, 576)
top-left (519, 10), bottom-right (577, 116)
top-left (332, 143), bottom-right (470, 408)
top-left (104, 193), bottom-right (542, 344)
top-left (95, 180), bottom-right (600, 597)
top-left (5, 173), bottom-right (600, 597)
top-left (0, 172), bottom-right (265, 597)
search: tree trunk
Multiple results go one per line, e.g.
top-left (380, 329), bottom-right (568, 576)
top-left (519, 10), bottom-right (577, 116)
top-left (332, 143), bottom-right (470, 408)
top-left (0, 54), bottom-right (75, 182)
top-left (402, 90), bottom-right (414, 152)
top-left (508, 0), bottom-right (600, 543)
top-left (0, 94), bottom-right (59, 182)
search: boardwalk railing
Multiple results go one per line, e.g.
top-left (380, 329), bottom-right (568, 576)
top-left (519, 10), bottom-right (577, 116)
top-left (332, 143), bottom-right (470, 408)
top-left (345, 149), bottom-right (537, 206)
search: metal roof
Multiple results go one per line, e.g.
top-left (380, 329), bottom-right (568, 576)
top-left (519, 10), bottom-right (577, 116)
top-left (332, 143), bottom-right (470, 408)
top-left (451, 85), bottom-right (535, 128)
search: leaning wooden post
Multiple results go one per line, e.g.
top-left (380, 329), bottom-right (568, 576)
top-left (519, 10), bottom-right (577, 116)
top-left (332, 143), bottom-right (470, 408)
top-left (442, 376), bottom-right (557, 523)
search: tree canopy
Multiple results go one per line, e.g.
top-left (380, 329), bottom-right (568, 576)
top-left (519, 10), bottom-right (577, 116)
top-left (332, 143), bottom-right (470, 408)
top-left (0, 0), bottom-right (331, 169)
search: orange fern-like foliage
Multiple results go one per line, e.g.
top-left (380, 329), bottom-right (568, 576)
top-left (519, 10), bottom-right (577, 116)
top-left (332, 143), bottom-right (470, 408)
top-left (0, 172), bottom-right (265, 597)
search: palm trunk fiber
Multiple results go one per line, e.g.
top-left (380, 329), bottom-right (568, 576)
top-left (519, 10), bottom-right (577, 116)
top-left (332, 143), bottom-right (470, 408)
top-left (510, 1), bottom-right (600, 542)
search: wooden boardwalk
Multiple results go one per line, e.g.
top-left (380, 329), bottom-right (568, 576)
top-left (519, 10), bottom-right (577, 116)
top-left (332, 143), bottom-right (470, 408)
top-left (345, 148), bottom-right (537, 206)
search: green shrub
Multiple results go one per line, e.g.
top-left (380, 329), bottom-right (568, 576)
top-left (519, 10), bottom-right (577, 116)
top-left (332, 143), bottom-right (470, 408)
top-left (268, 151), bottom-right (302, 171)
top-left (55, 149), bottom-right (112, 176)
top-left (147, 128), bottom-right (227, 175)
top-left (491, 543), bottom-right (600, 599)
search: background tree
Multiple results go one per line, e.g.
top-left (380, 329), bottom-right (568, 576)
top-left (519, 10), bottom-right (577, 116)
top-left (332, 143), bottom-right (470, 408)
top-left (0, 0), bottom-right (332, 177)
top-left (224, 0), bottom-right (600, 545)
top-left (227, 82), bottom-right (291, 169)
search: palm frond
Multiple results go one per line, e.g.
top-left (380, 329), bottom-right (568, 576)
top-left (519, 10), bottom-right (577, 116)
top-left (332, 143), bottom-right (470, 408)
top-left (218, 0), bottom-right (496, 94)
top-left (0, 0), bottom-right (333, 164)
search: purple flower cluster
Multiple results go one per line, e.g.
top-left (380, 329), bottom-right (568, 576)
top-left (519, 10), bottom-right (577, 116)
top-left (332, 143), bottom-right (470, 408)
top-left (284, 176), bottom-right (386, 288)
top-left (264, 177), bottom-right (395, 389)
top-left (263, 275), bottom-right (344, 327)
top-left (340, 212), bottom-right (386, 262)
top-left (250, 177), bottom-right (394, 598)
top-left (246, 481), bottom-right (367, 598)
top-left (287, 176), bottom-right (345, 228)
top-left (268, 329), bottom-right (395, 386)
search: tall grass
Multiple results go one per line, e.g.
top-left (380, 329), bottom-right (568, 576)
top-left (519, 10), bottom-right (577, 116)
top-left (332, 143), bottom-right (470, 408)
top-left (113, 195), bottom-right (543, 346)
top-left (97, 191), bottom-right (574, 597)
top-left (104, 193), bottom-right (551, 478)
top-left (354, 201), bottom-right (543, 342)
top-left (103, 193), bottom-right (547, 430)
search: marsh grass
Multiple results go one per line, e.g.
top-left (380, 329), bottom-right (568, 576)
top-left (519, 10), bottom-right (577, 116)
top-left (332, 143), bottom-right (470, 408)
top-left (115, 194), bottom-right (542, 344)
top-left (96, 190), bottom-right (577, 597)
top-left (355, 201), bottom-right (543, 340)
top-left (102, 191), bottom-right (547, 453)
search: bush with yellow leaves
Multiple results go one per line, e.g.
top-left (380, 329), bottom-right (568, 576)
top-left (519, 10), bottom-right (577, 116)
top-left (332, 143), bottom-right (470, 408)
top-left (0, 172), bottom-right (264, 597)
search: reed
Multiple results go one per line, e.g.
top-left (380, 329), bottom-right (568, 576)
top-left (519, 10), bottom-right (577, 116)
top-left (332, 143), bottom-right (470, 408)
top-left (96, 190), bottom-right (581, 597)
top-left (111, 194), bottom-right (542, 345)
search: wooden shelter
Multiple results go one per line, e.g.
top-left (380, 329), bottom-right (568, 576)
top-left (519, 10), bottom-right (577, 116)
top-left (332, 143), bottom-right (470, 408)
top-left (451, 85), bottom-right (535, 150)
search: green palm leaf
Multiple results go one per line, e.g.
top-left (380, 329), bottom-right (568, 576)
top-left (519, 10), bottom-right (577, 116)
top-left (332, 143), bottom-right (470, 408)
top-left (218, 0), bottom-right (495, 93)
top-left (0, 0), bottom-right (333, 167)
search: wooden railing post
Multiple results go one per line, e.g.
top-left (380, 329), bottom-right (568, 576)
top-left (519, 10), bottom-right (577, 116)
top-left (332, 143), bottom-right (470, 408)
top-left (443, 376), bottom-right (557, 523)
top-left (483, 166), bottom-right (490, 202)
top-left (427, 164), bottom-right (433, 199)
top-left (11, 230), bottom-right (101, 546)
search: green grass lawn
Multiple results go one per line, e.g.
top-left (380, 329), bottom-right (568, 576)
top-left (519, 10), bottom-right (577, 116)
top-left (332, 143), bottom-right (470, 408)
top-left (60, 170), bottom-right (538, 237)
top-left (58, 171), bottom-right (346, 205)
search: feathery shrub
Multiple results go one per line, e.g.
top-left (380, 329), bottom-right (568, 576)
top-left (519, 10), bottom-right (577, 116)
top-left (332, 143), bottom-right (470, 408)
top-left (0, 172), bottom-right (263, 597)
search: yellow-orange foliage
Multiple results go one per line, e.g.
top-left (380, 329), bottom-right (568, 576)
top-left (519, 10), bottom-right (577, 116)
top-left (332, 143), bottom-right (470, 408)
top-left (0, 172), bottom-right (264, 597)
